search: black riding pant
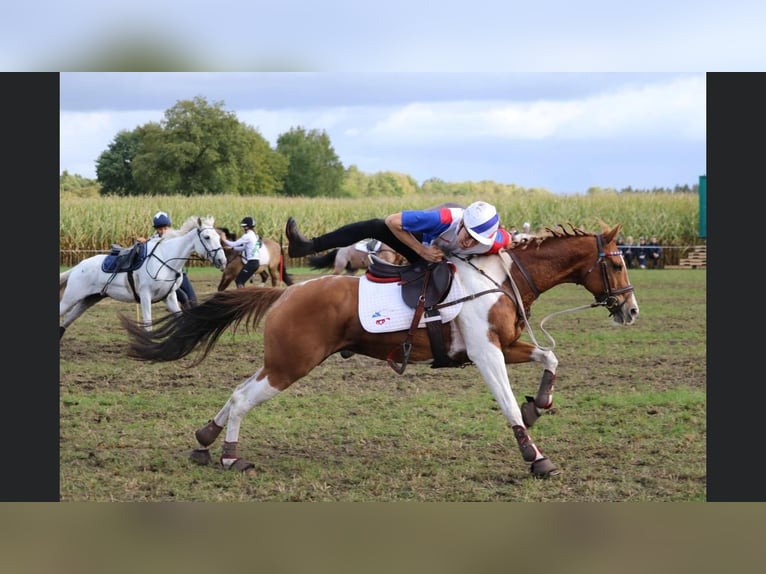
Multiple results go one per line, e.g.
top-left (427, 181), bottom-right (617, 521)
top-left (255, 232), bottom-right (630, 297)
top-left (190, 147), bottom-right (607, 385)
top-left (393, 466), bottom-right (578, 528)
top-left (314, 218), bottom-right (422, 263)
top-left (179, 272), bottom-right (197, 305)
top-left (235, 259), bottom-right (260, 287)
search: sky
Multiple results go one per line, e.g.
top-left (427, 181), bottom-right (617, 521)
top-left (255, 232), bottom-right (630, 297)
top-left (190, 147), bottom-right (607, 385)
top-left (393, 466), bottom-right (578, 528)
top-left (60, 72), bottom-right (706, 194)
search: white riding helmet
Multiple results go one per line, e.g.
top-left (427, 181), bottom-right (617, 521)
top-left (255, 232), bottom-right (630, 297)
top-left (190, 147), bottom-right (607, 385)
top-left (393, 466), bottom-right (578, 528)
top-left (463, 201), bottom-right (499, 245)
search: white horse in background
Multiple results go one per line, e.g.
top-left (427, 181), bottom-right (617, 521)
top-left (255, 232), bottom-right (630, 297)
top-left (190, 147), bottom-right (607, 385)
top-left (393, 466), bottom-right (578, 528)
top-left (59, 215), bottom-right (227, 339)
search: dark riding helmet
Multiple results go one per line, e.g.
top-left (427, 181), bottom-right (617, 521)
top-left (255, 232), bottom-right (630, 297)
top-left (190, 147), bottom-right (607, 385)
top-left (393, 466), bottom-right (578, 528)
top-left (153, 211), bottom-right (171, 228)
top-left (240, 216), bottom-right (255, 228)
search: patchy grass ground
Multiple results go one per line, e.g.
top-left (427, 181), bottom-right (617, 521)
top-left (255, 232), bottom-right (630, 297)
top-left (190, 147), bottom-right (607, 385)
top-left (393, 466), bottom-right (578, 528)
top-left (59, 267), bottom-right (706, 501)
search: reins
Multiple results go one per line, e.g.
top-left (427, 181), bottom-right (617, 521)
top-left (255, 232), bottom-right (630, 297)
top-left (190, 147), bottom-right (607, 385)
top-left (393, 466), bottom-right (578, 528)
top-left (448, 232), bottom-right (634, 352)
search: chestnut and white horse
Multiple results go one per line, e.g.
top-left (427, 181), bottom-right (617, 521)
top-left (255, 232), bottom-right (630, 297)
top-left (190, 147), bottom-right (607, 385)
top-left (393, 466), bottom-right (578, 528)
top-left (121, 222), bottom-right (638, 478)
top-left (59, 215), bottom-right (227, 338)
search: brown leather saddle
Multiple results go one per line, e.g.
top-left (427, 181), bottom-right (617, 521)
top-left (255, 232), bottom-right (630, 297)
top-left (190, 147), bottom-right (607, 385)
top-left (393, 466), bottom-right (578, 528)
top-left (366, 256), bottom-right (461, 372)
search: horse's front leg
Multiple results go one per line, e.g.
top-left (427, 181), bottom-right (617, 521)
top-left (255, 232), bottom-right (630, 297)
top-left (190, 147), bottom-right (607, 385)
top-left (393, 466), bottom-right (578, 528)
top-left (470, 343), bottom-right (559, 478)
top-left (503, 340), bottom-right (558, 427)
top-left (138, 294), bottom-right (155, 330)
top-left (164, 290), bottom-right (183, 316)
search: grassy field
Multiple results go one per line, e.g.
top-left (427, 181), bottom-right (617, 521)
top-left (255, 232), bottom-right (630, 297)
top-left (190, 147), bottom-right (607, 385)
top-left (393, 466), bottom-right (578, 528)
top-left (59, 266), bottom-right (706, 501)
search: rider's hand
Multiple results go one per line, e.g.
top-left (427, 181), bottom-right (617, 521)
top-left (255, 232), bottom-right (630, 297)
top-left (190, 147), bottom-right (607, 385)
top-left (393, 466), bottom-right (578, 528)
top-left (421, 245), bottom-right (444, 262)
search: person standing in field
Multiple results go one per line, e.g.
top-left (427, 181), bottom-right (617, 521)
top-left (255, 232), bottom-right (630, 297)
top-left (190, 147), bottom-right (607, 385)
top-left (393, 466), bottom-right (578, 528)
top-left (636, 236), bottom-right (648, 269)
top-left (647, 235), bottom-right (663, 268)
top-left (619, 235), bottom-right (637, 269)
top-left (223, 216), bottom-right (262, 288)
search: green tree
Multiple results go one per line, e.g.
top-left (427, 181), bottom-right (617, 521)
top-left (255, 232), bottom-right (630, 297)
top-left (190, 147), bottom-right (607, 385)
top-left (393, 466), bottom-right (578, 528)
top-left (131, 96), bottom-right (244, 195)
top-left (277, 127), bottom-right (345, 197)
top-left (95, 129), bottom-right (144, 195)
top-left (236, 124), bottom-right (288, 196)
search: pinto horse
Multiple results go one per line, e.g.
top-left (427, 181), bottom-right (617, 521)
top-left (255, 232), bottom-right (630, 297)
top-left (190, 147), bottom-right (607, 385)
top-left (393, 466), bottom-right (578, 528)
top-left (60, 216), bottom-right (227, 339)
top-left (307, 240), bottom-right (406, 275)
top-left (216, 229), bottom-right (294, 290)
top-left (121, 222), bottom-right (638, 478)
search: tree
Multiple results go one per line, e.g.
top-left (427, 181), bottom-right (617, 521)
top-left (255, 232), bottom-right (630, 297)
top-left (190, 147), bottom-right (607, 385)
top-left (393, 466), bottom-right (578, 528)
top-left (277, 127), bottom-right (345, 197)
top-left (235, 124), bottom-right (288, 196)
top-left (95, 129), bottom-right (144, 196)
top-left (131, 97), bottom-right (244, 195)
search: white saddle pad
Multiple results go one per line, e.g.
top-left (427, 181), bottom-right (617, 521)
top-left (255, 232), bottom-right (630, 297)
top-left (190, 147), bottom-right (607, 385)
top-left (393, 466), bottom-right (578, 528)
top-left (242, 243), bottom-right (271, 266)
top-left (358, 273), bottom-right (464, 333)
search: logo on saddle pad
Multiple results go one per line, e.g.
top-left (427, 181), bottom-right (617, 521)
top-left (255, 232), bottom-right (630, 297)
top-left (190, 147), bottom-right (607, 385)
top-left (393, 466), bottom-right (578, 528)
top-left (357, 273), bottom-right (464, 333)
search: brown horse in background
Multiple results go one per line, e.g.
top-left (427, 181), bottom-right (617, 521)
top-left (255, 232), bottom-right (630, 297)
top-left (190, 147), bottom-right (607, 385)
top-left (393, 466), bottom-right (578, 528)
top-left (122, 222), bottom-right (639, 479)
top-left (216, 228), bottom-right (293, 290)
top-left (307, 240), bottom-right (406, 275)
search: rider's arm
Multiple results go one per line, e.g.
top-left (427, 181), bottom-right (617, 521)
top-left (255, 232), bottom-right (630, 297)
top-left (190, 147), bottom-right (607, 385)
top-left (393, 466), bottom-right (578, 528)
top-left (485, 227), bottom-right (513, 254)
top-left (224, 238), bottom-right (246, 252)
top-left (385, 212), bottom-right (444, 262)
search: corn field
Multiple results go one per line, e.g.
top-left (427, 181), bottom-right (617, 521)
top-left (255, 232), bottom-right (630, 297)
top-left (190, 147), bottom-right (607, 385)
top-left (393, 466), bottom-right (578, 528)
top-left (60, 193), bottom-right (702, 267)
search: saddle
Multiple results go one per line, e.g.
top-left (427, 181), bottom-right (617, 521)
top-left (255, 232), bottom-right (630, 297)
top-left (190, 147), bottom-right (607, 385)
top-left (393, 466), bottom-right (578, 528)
top-left (100, 243), bottom-right (148, 302)
top-left (102, 243), bottom-right (147, 274)
top-left (366, 255), bottom-right (460, 373)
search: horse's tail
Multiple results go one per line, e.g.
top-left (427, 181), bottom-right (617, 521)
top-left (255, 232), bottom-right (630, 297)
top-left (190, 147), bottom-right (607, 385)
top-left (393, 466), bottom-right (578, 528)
top-left (307, 249), bottom-right (339, 270)
top-left (59, 268), bottom-right (72, 300)
top-left (120, 288), bottom-right (286, 365)
top-left (279, 253), bottom-right (294, 286)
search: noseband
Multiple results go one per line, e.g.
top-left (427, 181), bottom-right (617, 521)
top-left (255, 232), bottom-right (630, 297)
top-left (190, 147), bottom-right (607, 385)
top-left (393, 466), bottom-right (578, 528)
top-left (586, 234), bottom-right (634, 315)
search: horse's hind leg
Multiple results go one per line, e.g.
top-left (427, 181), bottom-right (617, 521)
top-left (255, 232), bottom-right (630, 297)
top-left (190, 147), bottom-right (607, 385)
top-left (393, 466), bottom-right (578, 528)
top-left (191, 369), bottom-right (281, 472)
top-left (59, 294), bottom-right (105, 338)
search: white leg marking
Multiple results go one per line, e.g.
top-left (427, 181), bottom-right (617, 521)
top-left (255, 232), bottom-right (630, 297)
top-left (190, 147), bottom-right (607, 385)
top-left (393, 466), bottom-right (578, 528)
top-left (223, 371), bottom-right (280, 444)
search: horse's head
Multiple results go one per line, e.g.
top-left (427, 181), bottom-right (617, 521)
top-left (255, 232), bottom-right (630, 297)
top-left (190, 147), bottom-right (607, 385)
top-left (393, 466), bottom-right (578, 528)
top-left (578, 222), bottom-right (639, 325)
top-left (194, 217), bottom-right (228, 270)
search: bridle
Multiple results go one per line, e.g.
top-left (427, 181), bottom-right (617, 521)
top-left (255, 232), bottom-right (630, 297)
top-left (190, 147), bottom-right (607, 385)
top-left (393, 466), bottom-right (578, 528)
top-left (195, 226), bottom-right (225, 265)
top-left (583, 234), bottom-right (635, 316)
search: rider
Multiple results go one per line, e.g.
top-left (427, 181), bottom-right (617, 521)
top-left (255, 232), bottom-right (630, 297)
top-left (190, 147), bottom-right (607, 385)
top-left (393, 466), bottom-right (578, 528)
top-left (223, 216), bottom-right (262, 288)
top-left (140, 211), bottom-right (198, 309)
top-left (286, 201), bottom-right (513, 264)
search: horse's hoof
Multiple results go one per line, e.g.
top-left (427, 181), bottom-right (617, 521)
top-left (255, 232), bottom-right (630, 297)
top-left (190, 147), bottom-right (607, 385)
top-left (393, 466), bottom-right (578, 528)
top-left (530, 457), bottom-right (560, 478)
top-left (222, 458), bottom-right (256, 475)
top-left (521, 397), bottom-right (541, 427)
top-left (189, 448), bottom-right (212, 466)
top-left (340, 349), bottom-right (354, 359)
top-left (59, 326), bottom-right (66, 339)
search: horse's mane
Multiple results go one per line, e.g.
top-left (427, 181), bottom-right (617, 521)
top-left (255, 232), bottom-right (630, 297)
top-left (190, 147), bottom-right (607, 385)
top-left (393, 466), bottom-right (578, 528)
top-left (510, 223), bottom-right (601, 250)
top-left (164, 216), bottom-right (217, 238)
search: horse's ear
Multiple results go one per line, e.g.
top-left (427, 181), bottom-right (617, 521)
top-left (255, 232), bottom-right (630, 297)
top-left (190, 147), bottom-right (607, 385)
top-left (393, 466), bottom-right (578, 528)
top-left (197, 217), bottom-right (202, 228)
top-left (603, 223), bottom-right (621, 244)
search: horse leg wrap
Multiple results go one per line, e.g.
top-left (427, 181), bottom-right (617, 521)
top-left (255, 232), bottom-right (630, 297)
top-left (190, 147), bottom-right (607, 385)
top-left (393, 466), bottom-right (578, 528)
top-left (512, 425), bottom-right (539, 463)
top-left (220, 441), bottom-right (240, 468)
top-left (535, 370), bottom-right (556, 409)
top-left (195, 419), bottom-right (223, 447)
top-left (220, 441), bottom-right (256, 473)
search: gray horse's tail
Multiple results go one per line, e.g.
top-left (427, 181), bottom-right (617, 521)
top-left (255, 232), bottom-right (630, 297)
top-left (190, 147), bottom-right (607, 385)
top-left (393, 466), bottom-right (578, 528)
top-left (59, 268), bottom-right (72, 300)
